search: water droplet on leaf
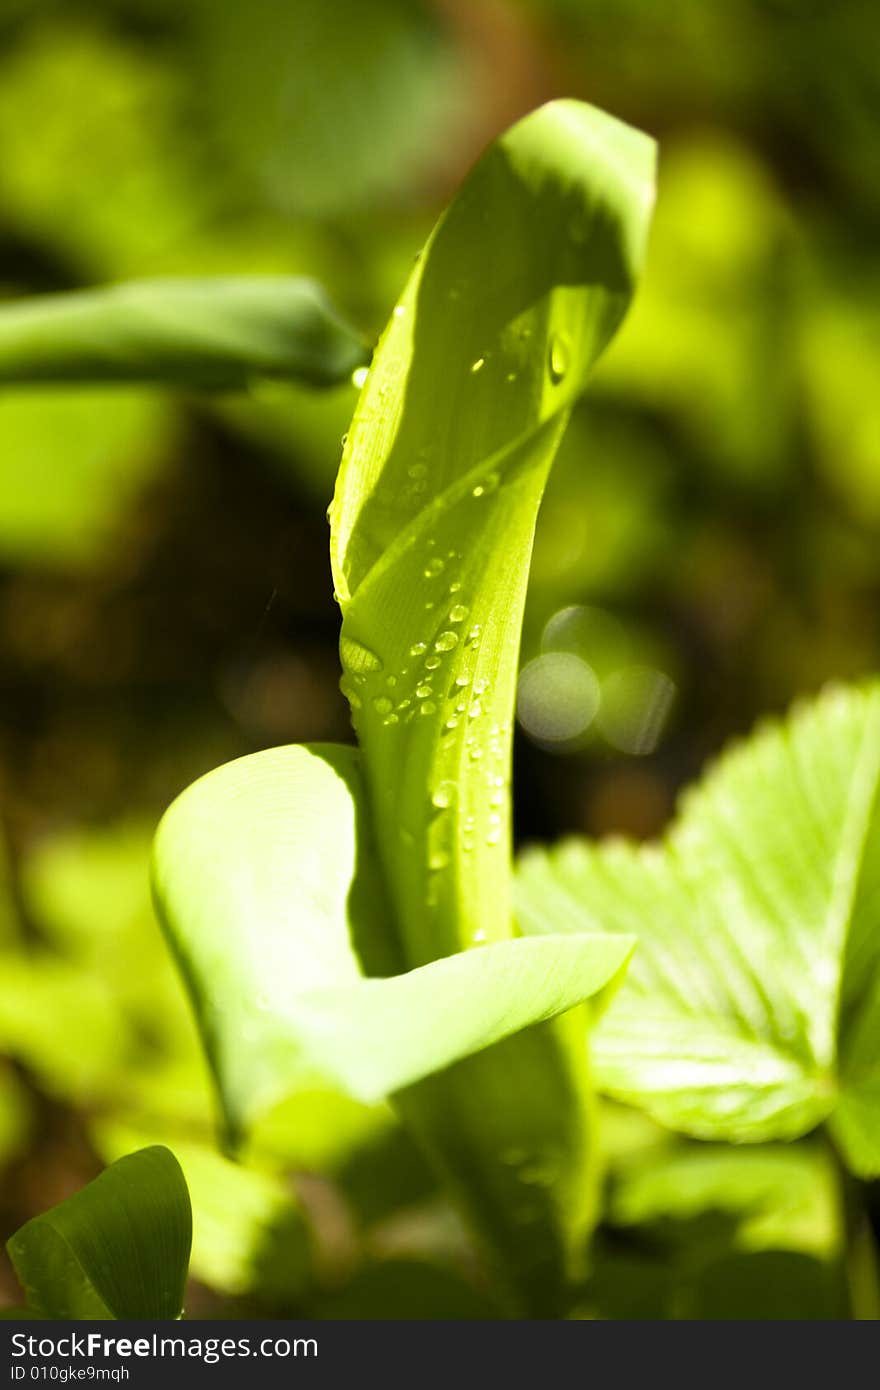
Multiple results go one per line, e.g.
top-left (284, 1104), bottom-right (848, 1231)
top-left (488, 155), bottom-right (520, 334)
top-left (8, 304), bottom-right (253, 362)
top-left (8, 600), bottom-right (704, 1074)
top-left (432, 781), bottom-right (457, 809)
top-left (340, 636), bottom-right (382, 674)
top-left (548, 333), bottom-right (570, 384)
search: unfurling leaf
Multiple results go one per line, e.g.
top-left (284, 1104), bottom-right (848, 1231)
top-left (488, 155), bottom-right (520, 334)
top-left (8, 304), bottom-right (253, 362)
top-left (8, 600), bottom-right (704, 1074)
top-left (330, 100), bottom-right (655, 964)
top-left (327, 99), bottom-right (654, 1313)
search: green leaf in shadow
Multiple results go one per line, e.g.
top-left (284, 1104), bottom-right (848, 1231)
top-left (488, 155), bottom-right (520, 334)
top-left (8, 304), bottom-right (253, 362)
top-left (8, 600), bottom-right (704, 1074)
top-left (0, 278), bottom-right (368, 390)
top-left (6, 1146), bottom-right (192, 1319)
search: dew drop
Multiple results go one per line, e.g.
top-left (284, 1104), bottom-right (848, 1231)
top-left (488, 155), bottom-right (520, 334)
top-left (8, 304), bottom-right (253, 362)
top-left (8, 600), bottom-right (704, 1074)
top-left (449, 580), bottom-right (462, 594)
top-left (383, 713), bottom-right (399, 727)
top-left (432, 781), bottom-right (457, 809)
top-left (434, 630), bottom-right (458, 653)
top-left (472, 473), bottom-right (499, 499)
top-left (340, 636), bottom-right (383, 675)
top-left (415, 684), bottom-right (433, 699)
top-left (420, 701), bottom-right (437, 715)
top-left (454, 673), bottom-right (471, 688)
top-left (548, 333), bottom-right (571, 384)
top-left (424, 556), bottom-right (445, 578)
top-left (408, 461), bottom-right (428, 480)
top-left (393, 304), bottom-right (406, 319)
top-left (409, 642), bottom-right (428, 657)
top-left (425, 655), bottom-right (441, 670)
top-left (449, 604), bottom-right (469, 624)
top-left (428, 848), bottom-right (449, 870)
top-left (351, 365), bottom-right (369, 389)
top-left (373, 695), bottom-right (394, 715)
top-left (470, 357), bottom-right (485, 374)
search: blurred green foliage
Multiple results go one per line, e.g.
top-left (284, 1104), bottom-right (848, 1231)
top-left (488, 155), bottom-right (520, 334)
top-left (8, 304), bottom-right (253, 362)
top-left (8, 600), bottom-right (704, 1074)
top-left (1, 0), bottom-right (878, 1318)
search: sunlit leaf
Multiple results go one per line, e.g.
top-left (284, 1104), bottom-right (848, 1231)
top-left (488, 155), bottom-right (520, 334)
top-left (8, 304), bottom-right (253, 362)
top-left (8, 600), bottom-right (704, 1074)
top-left (326, 99), bottom-right (654, 1312)
top-left (516, 682), bottom-right (880, 1173)
top-left (152, 742), bottom-right (632, 1142)
top-left (0, 278), bottom-right (367, 390)
top-left (7, 1147), bottom-right (191, 1319)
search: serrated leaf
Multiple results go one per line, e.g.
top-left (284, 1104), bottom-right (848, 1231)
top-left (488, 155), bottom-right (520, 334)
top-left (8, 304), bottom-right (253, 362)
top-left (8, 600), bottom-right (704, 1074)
top-left (6, 1147), bottom-right (191, 1319)
top-left (516, 682), bottom-right (880, 1173)
top-left (0, 278), bottom-right (367, 390)
top-left (152, 742), bottom-right (632, 1142)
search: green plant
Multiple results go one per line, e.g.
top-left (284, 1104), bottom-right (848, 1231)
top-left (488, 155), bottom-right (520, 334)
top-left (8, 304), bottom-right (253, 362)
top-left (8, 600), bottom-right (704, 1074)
top-left (5, 93), bottom-right (878, 1322)
top-left (4, 1147), bottom-right (191, 1319)
top-left (151, 99), bottom-right (653, 1319)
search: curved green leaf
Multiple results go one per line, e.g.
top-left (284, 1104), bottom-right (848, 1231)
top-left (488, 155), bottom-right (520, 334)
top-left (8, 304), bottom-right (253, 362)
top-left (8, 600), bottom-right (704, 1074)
top-left (516, 682), bottom-right (880, 1174)
top-left (0, 278), bottom-right (368, 390)
top-left (151, 743), bottom-right (632, 1141)
top-left (330, 100), bottom-right (655, 963)
top-left (325, 99), bottom-right (654, 1313)
top-left (6, 1146), bottom-right (191, 1319)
